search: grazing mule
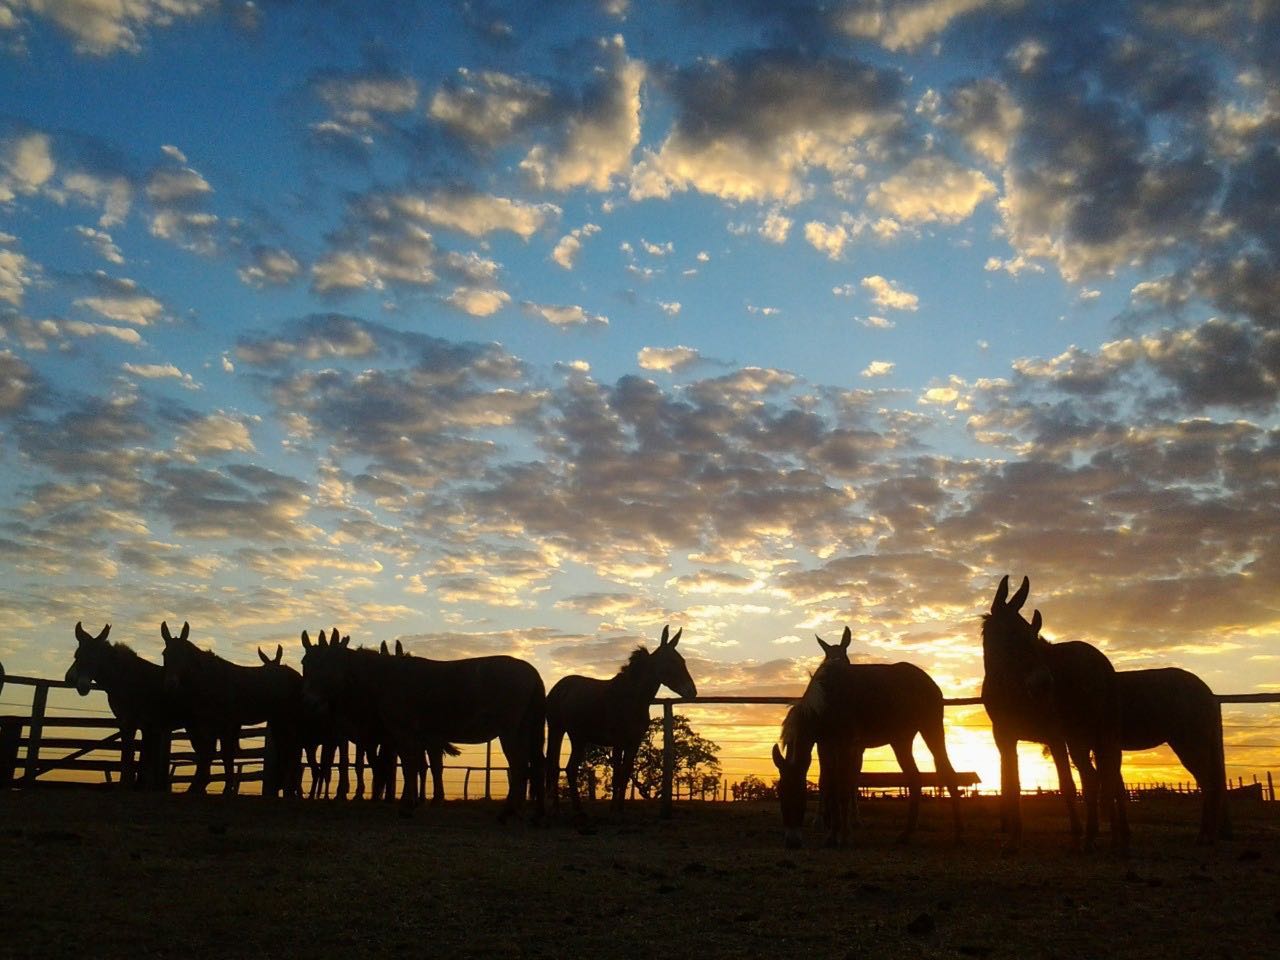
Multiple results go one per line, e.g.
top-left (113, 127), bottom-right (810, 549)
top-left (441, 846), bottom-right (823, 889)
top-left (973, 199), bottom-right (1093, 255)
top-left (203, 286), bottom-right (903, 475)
top-left (982, 575), bottom-right (1129, 851)
top-left (545, 625), bottom-right (698, 817)
top-left (160, 621), bottom-right (302, 796)
top-left (64, 622), bottom-right (183, 789)
top-left (772, 654), bottom-right (963, 849)
top-left (301, 632), bottom-right (545, 820)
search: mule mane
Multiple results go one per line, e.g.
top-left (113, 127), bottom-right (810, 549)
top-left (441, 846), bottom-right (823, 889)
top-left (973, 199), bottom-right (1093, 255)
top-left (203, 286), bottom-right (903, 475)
top-left (614, 645), bottom-right (651, 681)
top-left (779, 667), bottom-right (829, 753)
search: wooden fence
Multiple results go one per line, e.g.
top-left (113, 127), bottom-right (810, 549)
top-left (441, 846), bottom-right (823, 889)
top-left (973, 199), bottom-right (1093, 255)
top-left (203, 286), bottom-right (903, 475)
top-left (2, 669), bottom-right (1277, 815)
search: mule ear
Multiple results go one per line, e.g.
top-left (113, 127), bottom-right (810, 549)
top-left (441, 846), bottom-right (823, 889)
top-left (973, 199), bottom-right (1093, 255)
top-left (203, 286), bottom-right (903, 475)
top-left (395, 640), bottom-right (404, 656)
top-left (75, 621), bottom-right (92, 643)
top-left (380, 640), bottom-right (389, 655)
top-left (1031, 609), bottom-right (1042, 635)
top-left (301, 630), bottom-right (312, 650)
top-left (669, 627), bottom-right (682, 648)
top-left (840, 626), bottom-right (851, 649)
top-left (816, 635), bottom-right (832, 654)
top-left (331, 627), bottom-right (340, 642)
top-left (1009, 576), bottom-right (1030, 613)
top-left (161, 621), bottom-right (173, 644)
top-left (659, 624), bottom-right (670, 646)
top-left (274, 644), bottom-right (283, 664)
top-left (992, 574), bottom-right (1010, 613)
top-left (179, 622), bottom-right (190, 642)
top-left (772, 743), bottom-right (786, 771)
top-left (340, 634), bottom-right (350, 648)
top-left (258, 647), bottom-right (270, 665)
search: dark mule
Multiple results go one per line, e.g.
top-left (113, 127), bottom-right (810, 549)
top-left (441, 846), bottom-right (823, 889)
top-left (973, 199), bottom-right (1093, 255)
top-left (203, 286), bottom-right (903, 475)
top-left (64, 622), bottom-right (181, 789)
top-left (813, 627), bottom-right (859, 830)
top-left (772, 655), bottom-right (963, 849)
top-left (381, 639), bottom-right (461, 806)
top-left (160, 621), bottom-right (302, 796)
top-left (982, 575), bottom-right (1129, 852)
top-left (1078, 668), bottom-right (1228, 842)
top-left (816, 626), bottom-right (851, 664)
top-left (302, 632), bottom-right (545, 820)
top-left (545, 625), bottom-right (698, 818)
top-left (299, 628), bottom-right (380, 801)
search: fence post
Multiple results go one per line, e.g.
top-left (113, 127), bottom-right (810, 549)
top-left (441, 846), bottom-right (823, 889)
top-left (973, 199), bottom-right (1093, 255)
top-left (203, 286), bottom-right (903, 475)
top-left (485, 741), bottom-right (492, 801)
top-left (22, 682), bottom-right (49, 783)
top-left (463, 767), bottom-right (471, 801)
top-left (660, 701), bottom-right (674, 819)
top-left (1268, 771), bottom-right (1274, 803)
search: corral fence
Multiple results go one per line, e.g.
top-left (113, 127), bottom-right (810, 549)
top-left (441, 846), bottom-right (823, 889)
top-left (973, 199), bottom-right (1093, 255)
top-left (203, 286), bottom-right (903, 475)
top-left (2, 667), bottom-right (1277, 816)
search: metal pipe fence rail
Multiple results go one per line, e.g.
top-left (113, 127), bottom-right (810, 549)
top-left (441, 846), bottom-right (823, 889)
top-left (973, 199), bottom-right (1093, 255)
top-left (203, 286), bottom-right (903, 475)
top-left (2, 671), bottom-right (1277, 811)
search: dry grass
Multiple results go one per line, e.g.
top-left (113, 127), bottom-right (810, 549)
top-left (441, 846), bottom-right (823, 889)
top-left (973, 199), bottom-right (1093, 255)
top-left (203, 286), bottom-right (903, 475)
top-left (2, 788), bottom-right (1277, 959)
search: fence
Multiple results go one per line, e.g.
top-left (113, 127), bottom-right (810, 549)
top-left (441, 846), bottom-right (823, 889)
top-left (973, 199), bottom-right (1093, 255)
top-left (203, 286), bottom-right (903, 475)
top-left (2, 668), bottom-right (1277, 814)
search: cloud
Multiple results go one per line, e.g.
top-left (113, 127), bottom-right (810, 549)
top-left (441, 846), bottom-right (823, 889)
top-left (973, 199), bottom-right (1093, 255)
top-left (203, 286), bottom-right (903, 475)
top-left (867, 154), bottom-right (996, 224)
top-left (446, 285), bottom-right (511, 317)
top-left (0, 349), bottom-right (39, 416)
top-left (637, 345), bottom-right (702, 373)
top-left (308, 68), bottom-right (418, 147)
top-left (759, 208), bottom-right (792, 244)
top-left (838, 0), bottom-right (1001, 52)
top-left (631, 49), bottom-right (906, 204)
top-left (73, 272), bottom-right (165, 325)
top-left (238, 247), bottom-right (302, 288)
top-left (0, 131), bottom-right (55, 201)
top-left (236, 313), bottom-right (380, 367)
top-left (429, 68), bottom-right (553, 149)
top-left (5, 0), bottom-right (215, 55)
top-left (0, 241), bottom-right (36, 306)
top-left (74, 225), bottom-right (124, 265)
top-left (520, 36), bottom-right (643, 191)
top-left (862, 360), bottom-right (895, 378)
top-left (377, 188), bottom-right (557, 239)
top-left (551, 223), bottom-right (601, 270)
top-left (861, 274), bottom-right (919, 311)
top-left (173, 412), bottom-right (257, 457)
top-left (120, 362), bottom-right (197, 388)
top-left (522, 301), bottom-right (608, 328)
top-left (939, 77), bottom-right (1023, 165)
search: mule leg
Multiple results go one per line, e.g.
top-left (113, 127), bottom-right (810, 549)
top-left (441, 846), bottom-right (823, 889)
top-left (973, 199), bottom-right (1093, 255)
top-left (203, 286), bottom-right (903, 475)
top-left (610, 746), bottom-right (628, 813)
top-left (119, 724), bottom-right (138, 789)
top-left (1169, 736), bottom-right (1226, 843)
top-left (429, 746), bottom-right (445, 806)
top-left (920, 719), bottom-right (964, 841)
top-left (1051, 741), bottom-right (1083, 850)
top-left (565, 738), bottom-right (587, 818)
top-left (891, 739), bottom-right (922, 844)
top-left (219, 728), bottom-right (238, 795)
top-left (497, 732), bottom-right (527, 822)
top-left (1068, 740), bottom-right (1101, 850)
top-left (188, 729), bottom-right (213, 794)
top-left (994, 728), bottom-right (1022, 851)
top-left (545, 721), bottom-right (566, 811)
top-left (1098, 743), bottom-right (1130, 853)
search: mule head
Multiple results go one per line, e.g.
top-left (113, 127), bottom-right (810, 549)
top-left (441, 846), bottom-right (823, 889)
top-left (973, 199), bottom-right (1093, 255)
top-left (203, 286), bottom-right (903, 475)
top-left (984, 576), bottom-right (1040, 642)
top-left (159, 621), bottom-right (193, 694)
top-left (300, 627), bottom-right (350, 713)
top-left (654, 625), bottom-right (697, 699)
top-left (815, 626), bottom-right (852, 664)
top-left (65, 621), bottom-right (111, 696)
top-left (771, 743), bottom-right (811, 849)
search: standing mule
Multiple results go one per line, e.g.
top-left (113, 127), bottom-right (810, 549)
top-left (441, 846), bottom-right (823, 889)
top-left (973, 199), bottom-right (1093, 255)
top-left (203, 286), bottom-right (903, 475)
top-left (160, 621), bottom-right (302, 795)
top-left (1080, 668), bottom-right (1229, 843)
top-left (982, 575), bottom-right (1129, 852)
top-left (64, 622), bottom-right (184, 789)
top-left (545, 625), bottom-right (697, 818)
top-left (772, 654), bottom-right (963, 850)
top-left (302, 632), bottom-right (545, 821)
top-left (381, 639), bottom-right (461, 806)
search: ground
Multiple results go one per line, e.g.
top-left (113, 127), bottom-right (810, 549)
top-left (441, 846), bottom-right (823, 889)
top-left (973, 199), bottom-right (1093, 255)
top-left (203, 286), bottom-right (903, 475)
top-left (1, 789), bottom-right (1277, 959)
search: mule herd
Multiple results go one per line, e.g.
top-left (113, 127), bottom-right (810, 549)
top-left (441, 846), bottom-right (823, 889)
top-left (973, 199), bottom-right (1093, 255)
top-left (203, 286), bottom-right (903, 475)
top-left (61, 575), bottom-right (1229, 852)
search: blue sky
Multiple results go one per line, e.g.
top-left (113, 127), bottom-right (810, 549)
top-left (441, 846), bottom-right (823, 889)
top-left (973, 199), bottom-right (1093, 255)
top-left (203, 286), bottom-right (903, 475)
top-left (2, 0), bottom-right (1279, 782)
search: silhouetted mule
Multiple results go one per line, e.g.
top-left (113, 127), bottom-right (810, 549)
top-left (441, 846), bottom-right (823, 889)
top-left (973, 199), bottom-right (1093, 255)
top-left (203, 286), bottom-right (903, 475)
top-left (301, 632), bottom-right (545, 820)
top-left (64, 622), bottom-right (181, 789)
top-left (813, 627), bottom-right (861, 830)
top-left (982, 575), bottom-right (1130, 852)
top-left (1076, 668), bottom-right (1229, 843)
top-left (160, 621), bottom-right (302, 796)
top-left (545, 625), bottom-right (697, 819)
top-left (816, 626), bottom-right (852, 664)
top-left (772, 653), bottom-right (963, 849)
top-left (382, 639), bottom-right (461, 806)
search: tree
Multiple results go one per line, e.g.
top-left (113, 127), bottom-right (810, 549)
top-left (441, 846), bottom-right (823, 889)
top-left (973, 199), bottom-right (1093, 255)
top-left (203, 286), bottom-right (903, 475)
top-left (572, 714), bottom-right (723, 801)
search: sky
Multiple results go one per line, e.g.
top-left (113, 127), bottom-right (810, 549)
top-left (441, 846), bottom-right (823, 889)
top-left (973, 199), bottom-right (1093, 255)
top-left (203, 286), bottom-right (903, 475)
top-left (1, 0), bottom-right (1278, 789)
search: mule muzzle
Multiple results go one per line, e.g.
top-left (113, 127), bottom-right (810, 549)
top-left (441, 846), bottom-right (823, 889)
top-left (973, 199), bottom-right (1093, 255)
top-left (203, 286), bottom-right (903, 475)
top-left (65, 666), bottom-right (92, 697)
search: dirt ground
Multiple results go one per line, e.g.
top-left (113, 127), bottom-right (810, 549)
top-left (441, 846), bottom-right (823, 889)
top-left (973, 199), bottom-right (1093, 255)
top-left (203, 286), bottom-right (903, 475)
top-left (1, 788), bottom-right (1277, 959)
